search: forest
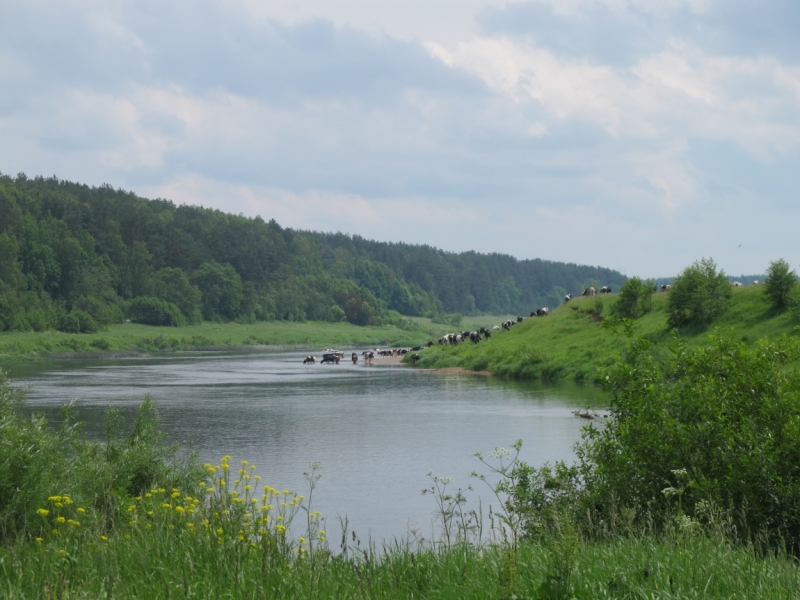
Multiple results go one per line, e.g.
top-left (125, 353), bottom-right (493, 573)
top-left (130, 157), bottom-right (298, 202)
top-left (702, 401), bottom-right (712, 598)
top-left (0, 173), bottom-right (626, 332)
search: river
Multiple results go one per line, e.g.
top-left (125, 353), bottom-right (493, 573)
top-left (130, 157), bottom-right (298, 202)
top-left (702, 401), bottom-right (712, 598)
top-left (5, 350), bottom-right (605, 543)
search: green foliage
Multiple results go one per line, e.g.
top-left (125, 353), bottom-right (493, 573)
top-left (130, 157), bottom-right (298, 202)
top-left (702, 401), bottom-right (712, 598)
top-left (191, 261), bottom-right (243, 321)
top-left (667, 257), bottom-right (732, 328)
top-left (127, 296), bottom-right (186, 327)
top-left (578, 333), bottom-right (800, 546)
top-left (57, 310), bottom-right (99, 334)
top-left (0, 173), bottom-right (628, 333)
top-left (764, 258), bottom-right (798, 309)
top-left (612, 276), bottom-right (653, 319)
top-left (152, 267), bottom-right (202, 324)
top-left (0, 371), bottom-right (200, 542)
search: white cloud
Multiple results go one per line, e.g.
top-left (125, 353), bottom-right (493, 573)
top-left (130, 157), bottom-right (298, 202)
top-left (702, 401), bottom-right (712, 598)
top-left (1, 0), bottom-right (799, 276)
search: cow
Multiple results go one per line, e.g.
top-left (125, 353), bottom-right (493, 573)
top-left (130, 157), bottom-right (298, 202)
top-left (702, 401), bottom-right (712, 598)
top-left (321, 353), bottom-right (340, 364)
top-left (582, 287), bottom-right (596, 297)
top-left (660, 284), bottom-right (671, 292)
top-left (362, 351), bottom-right (374, 364)
top-left (537, 307), bottom-right (549, 316)
top-left (427, 341), bottom-right (434, 347)
top-left (303, 356), bottom-right (316, 364)
top-left (517, 316), bottom-right (524, 323)
top-left (732, 281), bottom-right (743, 287)
top-left (411, 353), bottom-right (421, 363)
top-left (351, 352), bottom-right (358, 364)
top-left (469, 331), bottom-right (481, 344)
top-left (753, 280), bottom-right (760, 285)
top-left (600, 286), bottom-right (611, 294)
top-left (483, 329), bottom-right (491, 339)
top-left (564, 294), bottom-right (572, 303)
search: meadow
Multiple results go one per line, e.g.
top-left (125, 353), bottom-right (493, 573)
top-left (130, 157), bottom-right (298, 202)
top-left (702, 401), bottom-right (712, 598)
top-left (0, 313), bottom-right (522, 359)
top-left (411, 285), bottom-right (800, 381)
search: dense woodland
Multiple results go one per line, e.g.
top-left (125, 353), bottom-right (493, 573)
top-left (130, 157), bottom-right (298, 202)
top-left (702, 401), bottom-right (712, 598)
top-left (0, 173), bottom-right (625, 332)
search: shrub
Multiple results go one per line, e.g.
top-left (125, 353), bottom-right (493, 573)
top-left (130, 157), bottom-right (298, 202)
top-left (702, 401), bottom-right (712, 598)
top-left (764, 258), bottom-right (798, 309)
top-left (58, 310), bottom-right (99, 334)
top-left (127, 297), bottom-right (186, 327)
top-left (585, 333), bottom-right (800, 545)
top-left (612, 277), bottom-right (652, 319)
top-left (0, 371), bottom-right (200, 542)
top-left (667, 257), bottom-right (731, 328)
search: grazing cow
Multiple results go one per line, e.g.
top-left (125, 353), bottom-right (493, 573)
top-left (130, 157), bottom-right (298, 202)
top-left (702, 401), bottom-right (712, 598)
top-left (564, 294), bottom-right (572, 303)
top-left (303, 355), bottom-right (316, 364)
top-left (502, 321), bottom-right (511, 331)
top-left (600, 286), bottom-right (611, 294)
top-left (753, 280), bottom-right (760, 285)
top-left (660, 284), bottom-right (672, 292)
top-left (537, 307), bottom-right (549, 316)
top-left (411, 346), bottom-right (422, 351)
top-left (530, 311), bottom-right (537, 317)
top-left (493, 325), bottom-right (500, 331)
top-left (427, 341), bottom-right (434, 347)
top-left (733, 281), bottom-right (743, 287)
top-left (469, 331), bottom-right (480, 344)
top-left (517, 316), bottom-right (524, 323)
top-left (351, 352), bottom-right (358, 364)
top-left (582, 287), bottom-right (596, 297)
top-left (484, 329), bottom-right (491, 339)
top-left (411, 353), bottom-right (421, 363)
top-left (321, 353), bottom-right (340, 364)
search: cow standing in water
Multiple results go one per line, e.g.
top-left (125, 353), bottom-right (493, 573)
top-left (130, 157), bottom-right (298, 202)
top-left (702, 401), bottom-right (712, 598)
top-left (351, 352), bottom-right (358, 364)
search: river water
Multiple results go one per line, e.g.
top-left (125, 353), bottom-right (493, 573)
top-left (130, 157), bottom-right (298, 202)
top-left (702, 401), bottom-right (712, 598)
top-left (5, 350), bottom-right (605, 543)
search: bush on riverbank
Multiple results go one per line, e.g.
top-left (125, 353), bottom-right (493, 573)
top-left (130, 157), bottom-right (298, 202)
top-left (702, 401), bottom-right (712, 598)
top-left (0, 370), bottom-right (200, 543)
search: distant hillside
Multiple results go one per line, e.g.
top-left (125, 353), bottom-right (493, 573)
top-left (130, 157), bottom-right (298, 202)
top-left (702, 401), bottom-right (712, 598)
top-left (0, 173), bottom-right (626, 332)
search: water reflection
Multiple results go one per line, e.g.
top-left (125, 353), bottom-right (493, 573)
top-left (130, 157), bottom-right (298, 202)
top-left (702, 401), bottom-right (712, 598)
top-left (6, 350), bottom-right (606, 542)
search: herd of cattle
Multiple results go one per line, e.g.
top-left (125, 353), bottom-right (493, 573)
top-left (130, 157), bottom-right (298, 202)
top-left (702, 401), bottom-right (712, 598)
top-left (301, 279), bottom-right (758, 365)
top-left (302, 346), bottom-right (426, 366)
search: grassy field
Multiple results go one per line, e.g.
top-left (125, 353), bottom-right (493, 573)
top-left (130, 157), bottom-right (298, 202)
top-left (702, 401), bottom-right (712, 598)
top-left (409, 286), bottom-right (800, 381)
top-left (0, 315), bottom-right (518, 359)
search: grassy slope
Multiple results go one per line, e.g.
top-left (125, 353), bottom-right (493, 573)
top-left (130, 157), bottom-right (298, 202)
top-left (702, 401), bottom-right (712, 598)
top-left (410, 286), bottom-right (799, 381)
top-left (0, 315), bottom-right (517, 359)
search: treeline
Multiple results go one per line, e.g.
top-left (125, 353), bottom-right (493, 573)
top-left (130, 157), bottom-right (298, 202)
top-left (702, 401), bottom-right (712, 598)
top-left (0, 173), bottom-right (625, 332)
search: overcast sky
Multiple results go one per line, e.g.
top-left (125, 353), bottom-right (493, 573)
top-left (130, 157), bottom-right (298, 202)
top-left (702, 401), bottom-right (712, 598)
top-left (2, 0), bottom-right (798, 277)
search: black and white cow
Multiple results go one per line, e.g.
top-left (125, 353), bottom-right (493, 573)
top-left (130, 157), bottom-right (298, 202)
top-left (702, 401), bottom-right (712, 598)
top-left (564, 294), bottom-right (572, 303)
top-left (600, 286), bottom-right (611, 294)
top-left (537, 307), bottom-right (549, 316)
top-left (660, 284), bottom-right (672, 292)
top-left (303, 356), bottom-right (316, 364)
top-left (583, 287), bottom-right (596, 297)
top-left (321, 353), bottom-right (340, 364)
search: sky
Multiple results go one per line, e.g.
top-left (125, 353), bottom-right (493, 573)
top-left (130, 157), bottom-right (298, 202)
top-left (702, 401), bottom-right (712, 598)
top-left (1, 0), bottom-right (799, 278)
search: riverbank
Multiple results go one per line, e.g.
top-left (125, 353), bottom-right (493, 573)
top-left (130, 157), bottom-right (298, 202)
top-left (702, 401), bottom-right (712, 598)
top-left (0, 315), bottom-right (518, 360)
top-left (409, 286), bottom-right (800, 381)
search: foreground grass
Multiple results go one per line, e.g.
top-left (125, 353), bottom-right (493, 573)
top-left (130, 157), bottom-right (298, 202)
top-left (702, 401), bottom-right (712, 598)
top-left (411, 286), bottom-right (799, 381)
top-left (4, 519), bottom-right (800, 598)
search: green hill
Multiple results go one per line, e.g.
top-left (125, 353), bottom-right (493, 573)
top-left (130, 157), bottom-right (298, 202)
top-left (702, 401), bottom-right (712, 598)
top-left (0, 173), bottom-right (625, 333)
top-left (410, 285), bottom-right (800, 381)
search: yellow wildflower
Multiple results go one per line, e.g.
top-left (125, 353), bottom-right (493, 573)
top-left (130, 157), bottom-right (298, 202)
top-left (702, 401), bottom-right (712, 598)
top-left (77, 507), bottom-right (85, 514)
top-left (35, 537), bottom-right (43, 543)
top-left (56, 516), bottom-right (66, 524)
top-left (37, 508), bottom-right (50, 517)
